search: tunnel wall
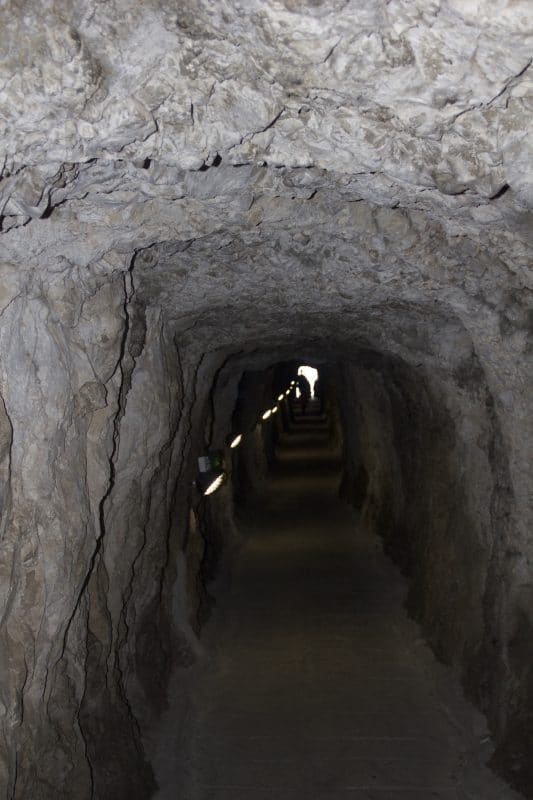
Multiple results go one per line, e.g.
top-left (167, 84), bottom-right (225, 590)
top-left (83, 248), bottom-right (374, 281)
top-left (0, 264), bottom-right (228, 799)
top-left (337, 351), bottom-right (532, 793)
top-left (339, 356), bottom-right (491, 661)
top-left (0, 297), bottom-right (295, 799)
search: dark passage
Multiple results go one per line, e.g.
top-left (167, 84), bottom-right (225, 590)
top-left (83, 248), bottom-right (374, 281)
top-left (151, 401), bottom-right (520, 800)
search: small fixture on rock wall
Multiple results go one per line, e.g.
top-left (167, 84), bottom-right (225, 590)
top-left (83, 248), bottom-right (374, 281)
top-left (198, 451), bottom-right (224, 473)
top-left (228, 433), bottom-right (242, 449)
top-left (271, 406), bottom-right (279, 414)
top-left (277, 393), bottom-right (284, 402)
top-left (262, 409), bottom-right (272, 420)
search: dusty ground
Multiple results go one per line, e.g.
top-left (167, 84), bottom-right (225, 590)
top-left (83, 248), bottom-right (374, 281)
top-left (148, 409), bottom-right (521, 800)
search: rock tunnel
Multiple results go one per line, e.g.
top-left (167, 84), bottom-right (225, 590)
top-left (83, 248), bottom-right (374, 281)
top-left (0, 1), bottom-right (532, 798)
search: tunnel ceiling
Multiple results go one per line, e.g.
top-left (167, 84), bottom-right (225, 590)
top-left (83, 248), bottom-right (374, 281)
top-left (1, 0), bottom-right (532, 368)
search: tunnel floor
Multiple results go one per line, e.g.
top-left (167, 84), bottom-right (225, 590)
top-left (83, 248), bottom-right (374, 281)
top-left (149, 406), bottom-right (520, 800)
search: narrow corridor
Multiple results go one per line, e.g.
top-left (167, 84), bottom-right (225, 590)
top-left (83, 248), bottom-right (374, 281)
top-left (153, 406), bottom-right (520, 800)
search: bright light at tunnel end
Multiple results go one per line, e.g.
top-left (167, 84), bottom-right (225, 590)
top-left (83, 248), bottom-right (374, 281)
top-left (298, 364), bottom-right (319, 390)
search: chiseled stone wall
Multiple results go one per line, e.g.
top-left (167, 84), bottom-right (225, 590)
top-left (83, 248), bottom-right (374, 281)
top-left (0, 262), bottom-right (218, 798)
top-left (337, 347), bottom-right (531, 794)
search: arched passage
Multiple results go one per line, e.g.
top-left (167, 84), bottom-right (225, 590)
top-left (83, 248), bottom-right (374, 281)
top-left (115, 300), bottom-right (521, 795)
top-left (138, 325), bottom-right (521, 797)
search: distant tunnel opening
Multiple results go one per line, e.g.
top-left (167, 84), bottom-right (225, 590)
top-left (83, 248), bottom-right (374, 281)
top-left (155, 340), bottom-right (524, 798)
top-left (170, 360), bottom-right (511, 797)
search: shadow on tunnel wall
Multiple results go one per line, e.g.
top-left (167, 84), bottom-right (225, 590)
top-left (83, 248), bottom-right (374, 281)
top-left (334, 349), bottom-right (531, 798)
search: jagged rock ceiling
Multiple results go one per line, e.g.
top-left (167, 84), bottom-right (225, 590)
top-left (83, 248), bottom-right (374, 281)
top-left (1, 0), bottom-right (530, 476)
top-left (2, 0), bottom-right (532, 435)
top-left (1, 0), bottom-right (532, 464)
top-left (2, 0), bottom-right (532, 274)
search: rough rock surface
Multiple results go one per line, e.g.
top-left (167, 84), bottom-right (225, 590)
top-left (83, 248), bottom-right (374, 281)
top-left (0, 0), bottom-right (532, 798)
